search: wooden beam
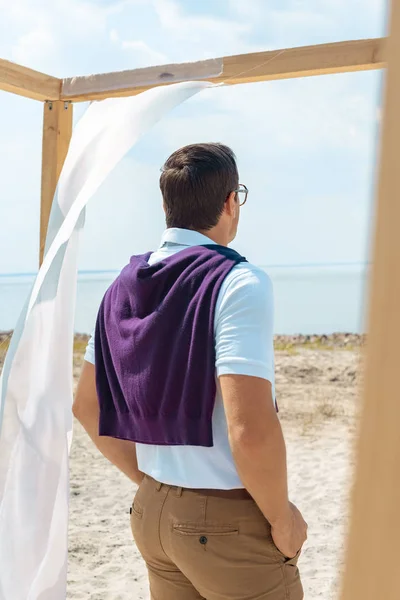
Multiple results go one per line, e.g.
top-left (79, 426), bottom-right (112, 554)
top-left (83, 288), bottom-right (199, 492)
top-left (340, 3), bottom-right (400, 600)
top-left (40, 101), bottom-right (73, 265)
top-left (0, 58), bottom-right (60, 101)
top-left (61, 38), bottom-right (386, 102)
top-left (62, 57), bottom-right (223, 101)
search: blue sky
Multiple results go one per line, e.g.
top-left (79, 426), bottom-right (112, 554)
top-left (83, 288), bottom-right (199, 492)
top-left (0, 0), bottom-right (387, 274)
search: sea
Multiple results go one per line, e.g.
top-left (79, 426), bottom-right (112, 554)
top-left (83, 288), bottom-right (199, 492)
top-left (0, 264), bottom-right (369, 336)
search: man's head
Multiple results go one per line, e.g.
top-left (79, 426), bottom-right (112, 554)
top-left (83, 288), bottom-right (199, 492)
top-left (160, 143), bottom-right (244, 245)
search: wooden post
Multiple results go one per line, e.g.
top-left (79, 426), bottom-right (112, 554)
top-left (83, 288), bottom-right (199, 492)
top-left (340, 2), bottom-right (400, 599)
top-left (40, 100), bottom-right (73, 265)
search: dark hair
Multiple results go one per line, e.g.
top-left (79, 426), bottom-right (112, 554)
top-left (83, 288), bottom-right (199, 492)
top-left (160, 143), bottom-right (239, 231)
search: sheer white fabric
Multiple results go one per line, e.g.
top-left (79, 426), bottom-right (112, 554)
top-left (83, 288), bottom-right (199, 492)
top-left (0, 81), bottom-right (214, 600)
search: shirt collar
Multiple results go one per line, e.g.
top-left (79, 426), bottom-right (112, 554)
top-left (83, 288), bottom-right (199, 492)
top-left (159, 228), bottom-right (217, 248)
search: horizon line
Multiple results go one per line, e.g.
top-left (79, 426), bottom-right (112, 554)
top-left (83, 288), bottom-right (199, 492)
top-left (0, 261), bottom-right (371, 278)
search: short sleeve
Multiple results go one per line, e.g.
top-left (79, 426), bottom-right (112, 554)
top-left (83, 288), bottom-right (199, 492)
top-left (84, 329), bottom-right (96, 364)
top-left (215, 267), bottom-right (274, 383)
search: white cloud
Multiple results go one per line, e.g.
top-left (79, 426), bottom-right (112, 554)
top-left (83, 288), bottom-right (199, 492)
top-left (120, 40), bottom-right (167, 66)
top-left (231, 1), bottom-right (332, 34)
top-left (110, 29), bottom-right (167, 66)
top-left (109, 28), bottom-right (120, 44)
top-left (153, 71), bottom-right (380, 159)
top-left (1, 0), bottom-right (106, 34)
top-left (152, 0), bottom-right (252, 57)
top-left (230, 0), bottom-right (386, 46)
top-left (12, 28), bottom-right (56, 68)
top-left (1, 0), bottom-right (138, 72)
top-left (228, 0), bottom-right (266, 19)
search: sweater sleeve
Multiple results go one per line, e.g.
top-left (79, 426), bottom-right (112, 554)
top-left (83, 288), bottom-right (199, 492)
top-left (214, 266), bottom-right (275, 384)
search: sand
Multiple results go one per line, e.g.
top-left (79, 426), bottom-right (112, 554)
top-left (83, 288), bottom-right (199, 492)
top-left (67, 340), bottom-right (362, 600)
top-left (0, 333), bottom-right (361, 599)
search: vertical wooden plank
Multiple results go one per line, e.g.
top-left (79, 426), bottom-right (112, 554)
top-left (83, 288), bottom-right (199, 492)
top-left (341, 2), bottom-right (400, 599)
top-left (40, 100), bottom-right (73, 265)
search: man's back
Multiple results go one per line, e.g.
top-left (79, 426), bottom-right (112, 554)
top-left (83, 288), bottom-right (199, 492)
top-left (84, 227), bottom-right (275, 489)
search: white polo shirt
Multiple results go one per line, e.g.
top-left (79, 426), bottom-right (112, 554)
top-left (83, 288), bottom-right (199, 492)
top-left (84, 228), bottom-right (275, 489)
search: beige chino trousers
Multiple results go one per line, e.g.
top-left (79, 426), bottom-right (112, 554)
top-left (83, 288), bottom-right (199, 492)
top-left (130, 475), bottom-right (303, 600)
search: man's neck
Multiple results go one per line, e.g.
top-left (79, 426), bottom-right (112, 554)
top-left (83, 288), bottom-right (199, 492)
top-left (197, 227), bottom-right (229, 247)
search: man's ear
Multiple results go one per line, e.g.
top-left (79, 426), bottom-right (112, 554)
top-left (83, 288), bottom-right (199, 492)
top-left (225, 191), bottom-right (237, 217)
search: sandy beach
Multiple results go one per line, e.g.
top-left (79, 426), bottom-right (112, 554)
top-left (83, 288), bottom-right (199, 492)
top-left (67, 335), bottom-right (362, 600)
top-left (0, 333), bottom-right (363, 600)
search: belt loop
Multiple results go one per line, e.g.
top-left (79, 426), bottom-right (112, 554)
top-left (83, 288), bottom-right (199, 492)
top-left (176, 486), bottom-right (183, 498)
top-left (155, 481), bottom-right (162, 492)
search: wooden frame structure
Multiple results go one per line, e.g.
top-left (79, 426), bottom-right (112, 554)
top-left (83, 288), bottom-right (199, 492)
top-left (0, 8), bottom-right (399, 597)
top-left (0, 37), bottom-right (387, 264)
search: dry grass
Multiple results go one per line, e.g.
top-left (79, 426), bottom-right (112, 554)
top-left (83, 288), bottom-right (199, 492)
top-left (0, 334), bottom-right (11, 368)
top-left (73, 337), bottom-right (90, 355)
top-left (274, 340), bottom-right (359, 353)
top-left (298, 402), bottom-right (345, 436)
top-left (317, 401), bottom-right (342, 419)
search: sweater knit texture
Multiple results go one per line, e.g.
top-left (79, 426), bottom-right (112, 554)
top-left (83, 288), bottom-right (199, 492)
top-left (94, 244), bottom-right (247, 447)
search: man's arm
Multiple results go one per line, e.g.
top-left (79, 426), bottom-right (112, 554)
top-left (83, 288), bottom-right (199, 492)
top-left (215, 268), bottom-right (307, 558)
top-left (73, 360), bottom-right (144, 485)
top-left (220, 375), bottom-right (289, 522)
top-left (220, 374), bottom-right (307, 558)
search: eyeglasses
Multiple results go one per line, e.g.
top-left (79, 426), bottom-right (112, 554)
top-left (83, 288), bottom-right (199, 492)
top-left (232, 184), bottom-right (248, 206)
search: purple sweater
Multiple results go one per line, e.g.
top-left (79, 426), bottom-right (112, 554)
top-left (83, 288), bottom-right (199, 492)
top-left (94, 244), bottom-right (247, 447)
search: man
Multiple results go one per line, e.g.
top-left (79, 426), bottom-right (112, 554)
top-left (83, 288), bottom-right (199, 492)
top-left (73, 143), bottom-right (307, 600)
